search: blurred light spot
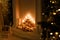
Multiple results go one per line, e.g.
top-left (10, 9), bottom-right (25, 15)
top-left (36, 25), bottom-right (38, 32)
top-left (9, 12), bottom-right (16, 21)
top-left (52, 1), bottom-right (55, 3)
top-left (57, 9), bottom-right (60, 11)
top-left (50, 1), bottom-right (51, 2)
top-left (53, 12), bottom-right (56, 15)
top-left (53, 36), bottom-right (55, 39)
top-left (51, 22), bottom-right (54, 25)
top-left (59, 35), bottom-right (60, 37)
top-left (50, 32), bottom-right (53, 35)
top-left (42, 13), bottom-right (44, 15)
top-left (55, 32), bottom-right (58, 35)
top-left (22, 13), bottom-right (35, 24)
top-left (51, 6), bottom-right (53, 8)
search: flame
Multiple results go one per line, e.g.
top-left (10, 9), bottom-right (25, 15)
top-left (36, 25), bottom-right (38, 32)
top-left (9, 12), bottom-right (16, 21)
top-left (22, 13), bottom-right (35, 24)
top-left (18, 12), bottom-right (35, 31)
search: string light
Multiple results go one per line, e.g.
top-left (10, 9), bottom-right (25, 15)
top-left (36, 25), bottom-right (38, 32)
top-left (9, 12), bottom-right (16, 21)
top-left (42, 13), bottom-right (44, 15)
top-left (51, 22), bottom-right (54, 25)
top-left (52, 1), bottom-right (55, 4)
top-left (53, 12), bottom-right (56, 15)
top-left (53, 36), bottom-right (55, 39)
top-left (51, 6), bottom-right (53, 8)
top-left (50, 1), bottom-right (56, 4)
top-left (55, 32), bottom-right (58, 35)
top-left (57, 9), bottom-right (60, 11)
top-left (50, 1), bottom-right (51, 2)
top-left (50, 32), bottom-right (53, 35)
top-left (59, 35), bottom-right (60, 37)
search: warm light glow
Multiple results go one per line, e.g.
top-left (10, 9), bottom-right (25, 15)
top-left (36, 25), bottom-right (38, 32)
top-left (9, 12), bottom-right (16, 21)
top-left (55, 32), bottom-right (58, 35)
top-left (16, 7), bottom-right (20, 19)
top-left (51, 6), bottom-right (53, 8)
top-left (59, 35), bottom-right (60, 37)
top-left (50, 1), bottom-right (51, 2)
top-left (19, 19), bottom-right (21, 25)
top-left (30, 28), bottom-right (33, 30)
top-left (51, 22), bottom-right (54, 25)
top-left (53, 36), bottom-right (55, 39)
top-left (50, 32), bottom-right (53, 35)
top-left (18, 12), bottom-right (35, 32)
top-left (58, 9), bottom-right (60, 11)
top-left (53, 12), bottom-right (56, 15)
top-left (22, 19), bottom-right (25, 23)
top-left (42, 13), bottom-right (44, 15)
top-left (22, 13), bottom-right (35, 24)
top-left (52, 1), bottom-right (55, 3)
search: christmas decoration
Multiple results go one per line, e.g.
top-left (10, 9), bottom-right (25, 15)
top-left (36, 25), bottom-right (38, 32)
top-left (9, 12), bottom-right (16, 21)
top-left (40, 0), bottom-right (60, 40)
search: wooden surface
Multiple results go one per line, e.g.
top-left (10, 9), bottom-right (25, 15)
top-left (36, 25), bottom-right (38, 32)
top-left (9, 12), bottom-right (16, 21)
top-left (0, 3), bottom-right (4, 31)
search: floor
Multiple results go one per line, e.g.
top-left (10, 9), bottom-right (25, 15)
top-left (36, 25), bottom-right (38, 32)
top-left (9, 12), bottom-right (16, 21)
top-left (0, 27), bottom-right (40, 40)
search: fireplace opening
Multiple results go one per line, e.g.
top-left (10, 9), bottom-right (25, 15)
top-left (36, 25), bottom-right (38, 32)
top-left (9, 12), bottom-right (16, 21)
top-left (17, 13), bottom-right (36, 32)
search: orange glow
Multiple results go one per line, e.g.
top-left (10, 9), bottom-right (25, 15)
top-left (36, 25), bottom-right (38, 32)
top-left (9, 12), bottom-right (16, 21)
top-left (18, 12), bottom-right (35, 32)
top-left (16, 8), bottom-right (19, 19)
top-left (22, 13), bottom-right (35, 24)
top-left (19, 19), bottom-right (21, 25)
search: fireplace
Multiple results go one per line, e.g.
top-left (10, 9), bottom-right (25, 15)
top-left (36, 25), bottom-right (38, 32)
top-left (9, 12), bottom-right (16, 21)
top-left (15, 0), bottom-right (36, 32)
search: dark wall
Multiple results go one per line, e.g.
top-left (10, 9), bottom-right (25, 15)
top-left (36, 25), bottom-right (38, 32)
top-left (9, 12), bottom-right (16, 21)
top-left (4, 0), bottom-right (13, 26)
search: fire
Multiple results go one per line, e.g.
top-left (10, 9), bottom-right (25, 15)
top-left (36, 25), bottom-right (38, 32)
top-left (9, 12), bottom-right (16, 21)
top-left (18, 12), bottom-right (35, 32)
top-left (22, 13), bottom-right (35, 24)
